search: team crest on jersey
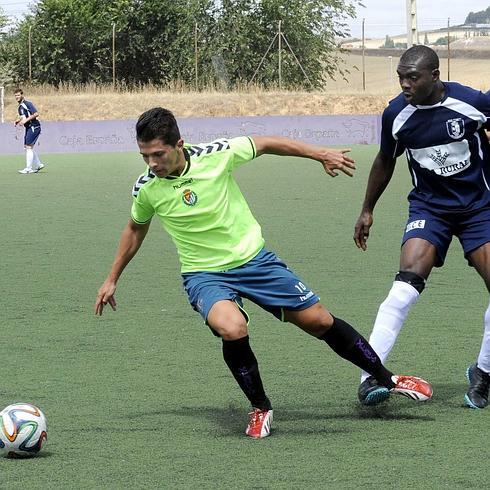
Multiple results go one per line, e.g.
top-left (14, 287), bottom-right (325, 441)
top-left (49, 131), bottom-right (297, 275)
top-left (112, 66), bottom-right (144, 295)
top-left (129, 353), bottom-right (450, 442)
top-left (182, 189), bottom-right (198, 206)
top-left (446, 118), bottom-right (464, 139)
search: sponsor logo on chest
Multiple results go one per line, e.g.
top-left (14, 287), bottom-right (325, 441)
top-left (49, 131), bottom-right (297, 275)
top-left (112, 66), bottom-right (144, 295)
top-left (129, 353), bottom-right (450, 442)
top-left (173, 178), bottom-right (194, 190)
top-left (410, 140), bottom-right (471, 177)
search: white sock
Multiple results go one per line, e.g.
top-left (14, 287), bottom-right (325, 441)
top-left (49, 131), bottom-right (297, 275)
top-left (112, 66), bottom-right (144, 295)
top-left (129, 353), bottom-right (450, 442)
top-left (477, 301), bottom-right (490, 374)
top-left (25, 148), bottom-right (34, 170)
top-left (361, 281), bottom-right (420, 382)
top-left (33, 151), bottom-right (42, 166)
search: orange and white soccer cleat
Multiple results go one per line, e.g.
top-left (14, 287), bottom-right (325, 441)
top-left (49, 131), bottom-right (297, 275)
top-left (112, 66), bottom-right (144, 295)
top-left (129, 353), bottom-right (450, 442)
top-left (245, 408), bottom-right (273, 438)
top-left (391, 375), bottom-right (433, 401)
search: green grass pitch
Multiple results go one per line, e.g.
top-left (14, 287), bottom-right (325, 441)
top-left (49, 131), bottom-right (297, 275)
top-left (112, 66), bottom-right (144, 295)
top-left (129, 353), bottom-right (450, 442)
top-left (0, 146), bottom-right (487, 488)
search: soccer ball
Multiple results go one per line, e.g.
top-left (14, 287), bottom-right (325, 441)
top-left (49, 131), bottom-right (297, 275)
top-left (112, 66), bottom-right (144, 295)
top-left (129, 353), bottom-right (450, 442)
top-left (0, 403), bottom-right (47, 457)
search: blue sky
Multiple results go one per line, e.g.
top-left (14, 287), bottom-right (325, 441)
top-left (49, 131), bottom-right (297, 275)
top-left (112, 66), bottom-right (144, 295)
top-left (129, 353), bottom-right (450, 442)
top-left (2, 0), bottom-right (490, 38)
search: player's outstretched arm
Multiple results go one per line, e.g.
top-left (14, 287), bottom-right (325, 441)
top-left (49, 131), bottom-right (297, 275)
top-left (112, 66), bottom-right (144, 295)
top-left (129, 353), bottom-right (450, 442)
top-left (353, 150), bottom-right (396, 251)
top-left (95, 219), bottom-right (150, 315)
top-left (251, 135), bottom-right (355, 177)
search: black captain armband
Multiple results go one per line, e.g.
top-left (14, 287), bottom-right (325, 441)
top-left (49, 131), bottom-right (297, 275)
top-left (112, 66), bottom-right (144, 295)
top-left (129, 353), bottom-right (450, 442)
top-left (395, 271), bottom-right (426, 293)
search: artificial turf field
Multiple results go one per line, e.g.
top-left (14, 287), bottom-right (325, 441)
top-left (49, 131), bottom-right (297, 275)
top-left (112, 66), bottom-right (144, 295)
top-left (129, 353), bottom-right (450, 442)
top-left (0, 146), bottom-right (488, 488)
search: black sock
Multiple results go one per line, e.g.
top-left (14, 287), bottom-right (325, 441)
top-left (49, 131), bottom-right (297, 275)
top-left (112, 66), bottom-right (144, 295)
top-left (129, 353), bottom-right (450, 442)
top-left (320, 316), bottom-right (395, 388)
top-left (222, 336), bottom-right (272, 410)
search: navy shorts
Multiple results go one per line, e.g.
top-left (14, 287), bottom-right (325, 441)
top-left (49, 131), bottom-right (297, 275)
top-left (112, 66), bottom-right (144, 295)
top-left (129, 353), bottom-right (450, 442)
top-left (182, 247), bottom-right (320, 324)
top-left (402, 203), bottom-right (490, 266)
top-left (24, 126), bottom-right (41, 146)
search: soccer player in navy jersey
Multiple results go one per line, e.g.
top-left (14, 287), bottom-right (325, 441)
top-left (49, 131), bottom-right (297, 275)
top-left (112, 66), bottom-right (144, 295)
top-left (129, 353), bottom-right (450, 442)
top-left (354, 45), bottom-right (490, 409)
top-left (14, 88), bottom-right (45, 174)
top-left (95, 107), bottom-right (432, 439)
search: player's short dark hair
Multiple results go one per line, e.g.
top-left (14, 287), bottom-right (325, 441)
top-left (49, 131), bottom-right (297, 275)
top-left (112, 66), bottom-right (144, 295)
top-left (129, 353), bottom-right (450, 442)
top-left (400, 45), bottom-right (439, 71)
top-left (14, 88), bottom-right (23, 94)
top-left (136, 107), bottom-right (181, 146)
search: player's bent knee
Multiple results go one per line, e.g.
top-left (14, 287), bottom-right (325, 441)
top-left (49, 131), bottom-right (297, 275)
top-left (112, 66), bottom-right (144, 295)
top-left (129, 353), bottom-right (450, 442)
top-left (210, 322), bottom-right (248, 340)
top-left (395, 270), bottom-right (426, 293)
top-left (286, 303), bottom-right (334, 337)
top-left (207, 300), bottom-right (248, 340)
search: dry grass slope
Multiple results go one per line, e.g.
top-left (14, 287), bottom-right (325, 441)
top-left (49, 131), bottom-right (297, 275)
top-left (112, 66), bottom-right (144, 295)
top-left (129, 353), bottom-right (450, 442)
top-left (3, 55), bottom-right (488, 121)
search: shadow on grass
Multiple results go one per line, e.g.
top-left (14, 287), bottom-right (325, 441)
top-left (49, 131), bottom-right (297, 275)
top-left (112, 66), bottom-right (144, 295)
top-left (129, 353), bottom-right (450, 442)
top-left (118, 400), bottom-right (435, 438)
top-left (2, 450), bottom-right (54, 460)
top-left (428, 381), bottom-right (472, 409)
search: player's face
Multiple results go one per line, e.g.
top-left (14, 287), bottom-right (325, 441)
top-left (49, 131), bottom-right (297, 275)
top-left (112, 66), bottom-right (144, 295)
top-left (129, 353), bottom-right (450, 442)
top-left (14, 92), bottom-right (24, 103)
top-left (397, 59), bottom-right (440, 105)
top-left (138, 138), bottom-right (185, 178)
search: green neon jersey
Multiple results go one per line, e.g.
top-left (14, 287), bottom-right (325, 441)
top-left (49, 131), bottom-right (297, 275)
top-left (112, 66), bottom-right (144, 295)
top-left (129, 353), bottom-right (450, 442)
top-left (131, 136), bottom-right (265, 273)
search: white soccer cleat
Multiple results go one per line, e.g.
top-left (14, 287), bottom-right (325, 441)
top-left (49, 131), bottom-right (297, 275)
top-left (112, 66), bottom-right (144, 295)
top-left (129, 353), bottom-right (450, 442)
top-left (33, 163), bottom-right (45, 173)
top-left (18, 168), bottom-right (35, 174)
top-left (245, 408), bottom-right (273, 438)
top-left (391, 375), bottom-right (433, 401)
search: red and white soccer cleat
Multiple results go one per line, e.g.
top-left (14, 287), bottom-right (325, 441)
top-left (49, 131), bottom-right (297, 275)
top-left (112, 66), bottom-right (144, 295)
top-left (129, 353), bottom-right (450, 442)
top-left (245, 408), bottom-right (273, 438)
top-left (391, 375), bottom-right (433, 401)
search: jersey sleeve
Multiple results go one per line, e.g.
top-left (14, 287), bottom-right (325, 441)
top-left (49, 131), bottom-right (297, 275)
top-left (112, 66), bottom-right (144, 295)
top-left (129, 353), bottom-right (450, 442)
top-left (228, 136), bottom-right (257, 169)
top-left (478, 91), bottom-right (490, 127)
top-left (380, 107), bottom-right (405, 158)
top-left (131, 194), bottom-right (154, 224)
top-left (130, 177), bottom-right (155, 224)
top-left (25, 101), bottom-right (38, 113)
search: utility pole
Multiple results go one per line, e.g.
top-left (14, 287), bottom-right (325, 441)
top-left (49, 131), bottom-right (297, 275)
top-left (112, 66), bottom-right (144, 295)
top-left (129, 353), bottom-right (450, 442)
top-left (112, 23), bottom-right (116, 89)
top-left (406, 0), bottom-right (418, 47)
top-left (194, 22), bottom-right (198, 90)
top-left (447, 17), bottom-right (451, 80)
top-left (362, 18), bottom-right (365, 91)
top-left (249, 21), bottom-right (313, 88)
top-left (278, 20), bottom-right (282, 90)
top-left (28, 25), bottom-right (32, 82)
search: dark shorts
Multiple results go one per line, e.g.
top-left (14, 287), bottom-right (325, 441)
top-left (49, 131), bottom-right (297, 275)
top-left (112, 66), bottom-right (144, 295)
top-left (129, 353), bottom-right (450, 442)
top-left (402, 203), bottom-right (490, 266)
top-left (182, 247), bottom-right (320, 324)
top-left (24, 126), bottom-right (41, 146)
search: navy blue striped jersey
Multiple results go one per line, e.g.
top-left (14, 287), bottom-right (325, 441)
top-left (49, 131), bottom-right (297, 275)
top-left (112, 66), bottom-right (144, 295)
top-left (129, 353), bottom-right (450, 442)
top-left (18, 100), bottom-right (41, 130)
top-left (381, 82), bottom-right (490, 211)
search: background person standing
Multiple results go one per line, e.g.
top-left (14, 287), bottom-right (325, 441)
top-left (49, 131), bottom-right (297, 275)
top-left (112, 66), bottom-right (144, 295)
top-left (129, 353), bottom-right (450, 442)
top-left (14, 88), bottom-right (45, 174)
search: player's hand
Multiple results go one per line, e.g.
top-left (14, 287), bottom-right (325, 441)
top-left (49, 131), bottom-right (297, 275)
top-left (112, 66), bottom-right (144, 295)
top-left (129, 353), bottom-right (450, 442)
top-left (319, 149), bottom-right (355, 177)
top-left (95, 280), bottom-right (117, 316)
top-left (353, 211), bottom-right (373, 251)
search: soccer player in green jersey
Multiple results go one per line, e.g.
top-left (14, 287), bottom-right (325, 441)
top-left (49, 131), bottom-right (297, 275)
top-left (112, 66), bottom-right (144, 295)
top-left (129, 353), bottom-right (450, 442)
top-left (95, 107), bottom-right (432, 438)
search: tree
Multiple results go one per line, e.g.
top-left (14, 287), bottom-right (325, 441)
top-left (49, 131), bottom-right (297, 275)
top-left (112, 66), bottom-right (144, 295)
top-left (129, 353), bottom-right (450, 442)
top-left (0, 7), bottom-right (8, 30)
top-left (111, 0), bottom-right (217, 85)
top-left (0, 6), bottom-right (32, 85)
top-left (382, 35), bottom-right (395, 48)
top-left (465, 7), bottom-right (490, 24)
top-left (3, 0), bottom-right (217, 86)
top-left (0, 7), bottom-right (16, 85)
top-left (213, 0), bottom-right (362, 88)
top-left (3, 0), bottom-right (362, 88)
top-left (434, 36), bottom-right (456, 46)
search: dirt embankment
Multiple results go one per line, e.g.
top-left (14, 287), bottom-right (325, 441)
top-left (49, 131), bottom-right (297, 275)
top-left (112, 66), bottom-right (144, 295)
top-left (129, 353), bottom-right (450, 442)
top-left (4, 92), bottom-right (390, 122)
top-left (3, 54), bottom-right (487, 121)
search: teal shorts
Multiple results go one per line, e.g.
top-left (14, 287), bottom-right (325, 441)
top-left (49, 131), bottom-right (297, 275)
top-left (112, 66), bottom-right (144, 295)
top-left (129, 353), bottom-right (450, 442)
top-left (182, 247), bottom-right (319, 324)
